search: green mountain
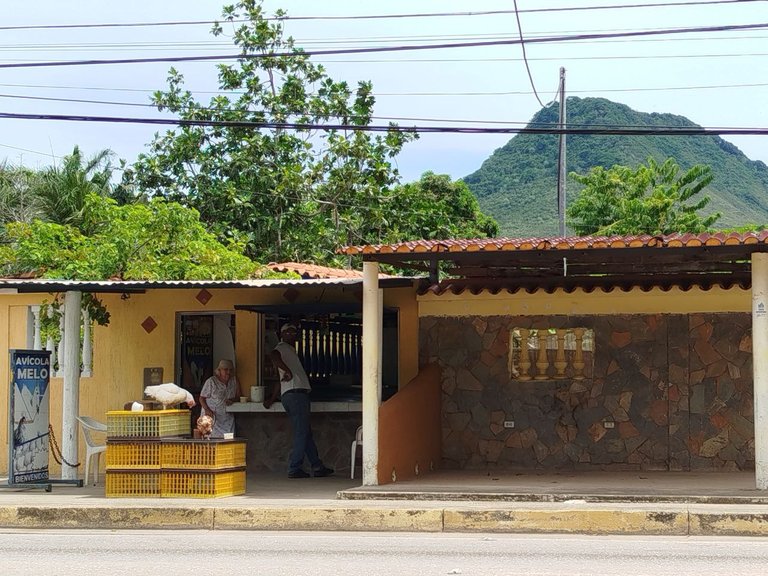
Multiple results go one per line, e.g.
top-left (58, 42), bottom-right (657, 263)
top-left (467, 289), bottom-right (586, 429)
top-left (462, 97), bottom-right (768, 236)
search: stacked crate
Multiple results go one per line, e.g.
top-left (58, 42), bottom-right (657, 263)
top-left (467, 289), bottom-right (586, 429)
top-left (105, 409), bottom-right (246, 498)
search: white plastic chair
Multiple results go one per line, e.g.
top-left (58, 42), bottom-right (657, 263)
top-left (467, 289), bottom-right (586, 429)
top-left (350, 425), bottom-right (363, 479)
top-left (76, 416), bottom-right (107, 486)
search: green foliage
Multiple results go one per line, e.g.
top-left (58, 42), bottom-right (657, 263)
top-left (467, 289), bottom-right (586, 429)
top-left (463, 97), bottom-right (768, 236)
top-left (0, 194), bottom-right (257, 280)
top-left (387, 172), bottom-right (499, 240)
top-left (122, 0), bottom-right (419, 264)
top-left (567, 158), bottom-right (721, 235)
top-left (35, 146), bottom-right (115, 230)
top-left (0, 162), bottom-right (43, 226)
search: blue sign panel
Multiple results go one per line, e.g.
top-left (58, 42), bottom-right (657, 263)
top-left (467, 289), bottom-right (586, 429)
top-left (8, 349), bottom-right (51, 484)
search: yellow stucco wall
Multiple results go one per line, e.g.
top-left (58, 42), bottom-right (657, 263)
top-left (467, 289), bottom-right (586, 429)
top-left (385, 287), bottom-right (420, 387)
top-left (1, 282), bottom-right (420, 476)
top-left (417, 286), bottom-right (751, 317)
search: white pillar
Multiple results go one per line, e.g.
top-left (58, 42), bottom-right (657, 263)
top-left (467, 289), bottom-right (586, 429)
top-left (753, 253), bottom-right (768, 489)
top-left (61, 291), bottom-right (82, 481)
top-left (362, 261), bottom-right (382, 486)
top-left (31, 305), bottom-right (42, 349)
top-left (56, 310), bottom-right (65, 377)
top-left (81, 307), bottom-right (92, 378)
top-left (46, 306), bottom-right (57, 370)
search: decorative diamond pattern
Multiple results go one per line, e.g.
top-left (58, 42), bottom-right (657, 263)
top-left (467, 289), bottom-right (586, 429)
top-left (196, 289), bottom-right (212, 305)
top-left (283, 288), bottom-right (299, 303)
top-left (141, 316), bottom-right (158, 333)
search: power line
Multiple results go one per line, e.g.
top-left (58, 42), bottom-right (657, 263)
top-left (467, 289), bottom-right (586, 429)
top-left (273, 1), bottom-right (768, 19)
top-left (0, 142), bottom-right (61, 159)
top-left (374, 80), bottom-right (768, 96)
top-left (1, 22), bottom-right (766, 70)
top-left (0, 27), bottom-right (764, 52)
top-left (2, 78), bottom-right (768, 112)
top-left (9, 77), bottom-right (768, 110)
top-left (1, 111), bottom-right (767, 136)
top-left (512, 0), bottom-right (546, 108)
top-left (0, 0), bottom-right (763, 31)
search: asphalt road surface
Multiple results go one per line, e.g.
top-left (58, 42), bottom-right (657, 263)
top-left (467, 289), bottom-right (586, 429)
top-left (3, 530), bottom-right (768, 575)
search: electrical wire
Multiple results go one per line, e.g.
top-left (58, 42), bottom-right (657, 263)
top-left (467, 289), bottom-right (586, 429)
top-left (2, 78), bottom-right (768, 111)
top-left (0, 0), bottom-right (763, 31)
top-left (0, 22), bottom-right (766, 70)
top-left (1, 111), bottom-right (767, 136)
top-left (0, 143), bottom-right (61, 159)
top-left (512, 0), bottom-right (546, 108)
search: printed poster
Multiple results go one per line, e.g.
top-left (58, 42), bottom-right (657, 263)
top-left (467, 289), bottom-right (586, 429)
top-left (180, 315), bottom-right (213, 396)
top-left (8, 349), bottom-right (51, 485)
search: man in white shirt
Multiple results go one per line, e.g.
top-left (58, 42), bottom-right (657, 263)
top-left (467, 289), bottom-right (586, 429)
top-left (265, 323), bottom-right (334, 479)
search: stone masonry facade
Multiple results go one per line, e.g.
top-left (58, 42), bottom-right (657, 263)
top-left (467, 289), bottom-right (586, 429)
top-left (420, 314), bottom-right (754, 471)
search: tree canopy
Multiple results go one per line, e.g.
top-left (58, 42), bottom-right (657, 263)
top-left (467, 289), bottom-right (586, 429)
top-left (0, 194), bottom-right (258, 280)
top-left (567, 157), bottom-right (721, 236)
top-left (122, 0), bottom-right (497, 265)
top-left (388, 172), bottom-right (498, 240)
top-left (0, 146), bottom-right (115, 231)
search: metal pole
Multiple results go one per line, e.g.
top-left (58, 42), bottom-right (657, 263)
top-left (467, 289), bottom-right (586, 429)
top-left (557, 66), bottom-right (567, 237)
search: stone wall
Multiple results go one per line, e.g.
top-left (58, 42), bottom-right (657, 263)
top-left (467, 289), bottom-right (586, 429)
top-left (234, 412), bottom-right (360, 475)
top-left (419, 313), bottom-right (753, 471)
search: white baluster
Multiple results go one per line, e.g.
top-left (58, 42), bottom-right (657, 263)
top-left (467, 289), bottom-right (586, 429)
top-left (81, 307), bottom-right (92, 377)
top-left (57, 309), bottom-right (65, 377)
top-left (31, 305), bottom-right (42, 350)
top-left (46, 306), bottom-right (57, 371)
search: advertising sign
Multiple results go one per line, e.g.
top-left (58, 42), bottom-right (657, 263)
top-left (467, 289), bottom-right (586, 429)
top-left (180, 315), bottom-right (213, 396)
top-left (8, 349), bottom-right (51, 485)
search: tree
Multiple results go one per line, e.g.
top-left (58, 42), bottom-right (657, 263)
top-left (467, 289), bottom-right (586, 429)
top-left (0, 161), bottom-right (43, 226)
top-left (0, 194), bottom-right (259, 280)
top-left (35, 146), bottom-right (115, 230)
top-left (0, 147), bottom-right (116, 232)
top-left (567, 157), bottom-right (721, 236)
top-left (387, 172), bottom-right (499, 241)
top-left (121, 0), bottom-right (416, 264)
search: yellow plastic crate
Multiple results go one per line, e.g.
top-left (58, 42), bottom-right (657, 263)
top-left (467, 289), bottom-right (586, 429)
top-left (161, 440), bottom-right (246, 470)
top-left (160, 468), bottom-right (246, 498)
top-left (106, 409), bottom-right (190, 439)
top-left (105, 470), bottom-right (161, 497)
top-left (106, 441), bottom-right (161, 469)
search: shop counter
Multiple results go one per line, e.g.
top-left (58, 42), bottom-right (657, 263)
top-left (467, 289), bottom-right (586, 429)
top-left (227, 401), bottom-right (362, 413)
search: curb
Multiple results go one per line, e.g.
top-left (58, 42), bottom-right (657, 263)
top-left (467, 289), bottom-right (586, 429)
top-left (215, 507), bottom-right (444, 531)
top-left (443, 508), bottom-right (688, 535)
top-left (3, 504), bottom-right (768, 535)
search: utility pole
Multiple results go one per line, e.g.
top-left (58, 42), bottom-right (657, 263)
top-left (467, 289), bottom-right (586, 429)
top-left (556, 67), bottom-right (567, 237)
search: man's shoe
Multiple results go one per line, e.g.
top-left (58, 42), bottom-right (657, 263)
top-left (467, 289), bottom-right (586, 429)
top-left (288, 469), bottom-right (310, 479)
top-left (313, 466), bottom-right (334, 477)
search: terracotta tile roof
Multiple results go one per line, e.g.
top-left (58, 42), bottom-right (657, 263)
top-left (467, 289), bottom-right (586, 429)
top-left (267, 262), bottom-right (394, 279)
top-left (342, 231), bottom-right (768, 255)
top-left (268, 262), bottom-right (363, 279)
top-left (342, 231), bottom-right (768, 294)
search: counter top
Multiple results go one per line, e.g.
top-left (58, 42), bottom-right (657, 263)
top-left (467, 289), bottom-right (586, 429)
top-left (227, 401), bottom-right (362, 413)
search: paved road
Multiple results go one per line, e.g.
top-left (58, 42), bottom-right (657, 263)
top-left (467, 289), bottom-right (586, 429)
top-left (3, 530), bottom-right (768, 575)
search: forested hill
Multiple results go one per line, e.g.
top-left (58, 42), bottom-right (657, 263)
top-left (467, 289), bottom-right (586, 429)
top-left (462, 97), bottom-right (768, 236)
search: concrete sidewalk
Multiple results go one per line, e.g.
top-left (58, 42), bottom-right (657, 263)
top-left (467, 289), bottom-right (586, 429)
top-left (2, 470), bottom-right (768, 536)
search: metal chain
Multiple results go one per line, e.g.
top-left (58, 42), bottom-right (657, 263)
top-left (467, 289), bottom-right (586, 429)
top-left (48, 424), bottom-right (80, 468)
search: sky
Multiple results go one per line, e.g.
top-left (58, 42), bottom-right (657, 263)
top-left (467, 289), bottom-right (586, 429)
top-left (2, 0), bottom-right (768, 184)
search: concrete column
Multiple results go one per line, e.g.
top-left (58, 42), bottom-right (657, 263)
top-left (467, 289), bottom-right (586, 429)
top-left (61, 290), bottom-right (82, 481)
top-left (31, 305), bottom-right (41, 349)
top-left (81, 307), bottom-right (92, 378)
top-left (753, 253), bottom-right (768, 489)
top-left (362, 261), bottom-right (381, 486)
